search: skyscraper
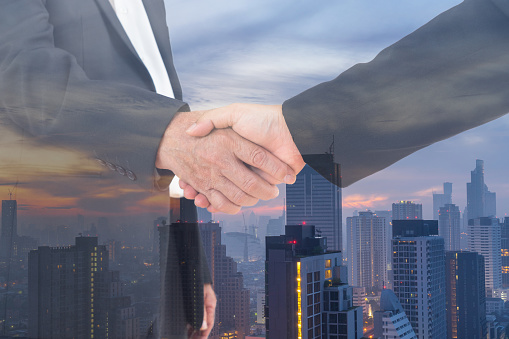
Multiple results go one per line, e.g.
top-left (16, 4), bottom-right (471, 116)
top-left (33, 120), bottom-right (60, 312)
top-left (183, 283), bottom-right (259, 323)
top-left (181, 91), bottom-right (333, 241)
top-left (445, 251), bottom-right (487, 339)
top-left (433, 182), bottom-right (452, 220)
top-left (468, 217), bottom-right (502, 296)
top-left (438, 203), bottom-right (461, 251)
top-left (265, 224), bottom-right (362, 339)
top-left (286, 154), bottom-right (342, 251)
top-left (392, 220), bottom-right (446, 339)
top-left (28, 237), bottom-right (110, 339)
top-left (374, 289), bottom-right (417, 339)
top-left (198, 222), bottom-right (250, 339)
top-left (346, 211), bottom-right (387, 291)
top-left (0, 199), bottom-right (17, 258)
top-left (467, 159), bottom-right (496, 220)
top-left (392, 201), bottom-right (422, 220)
top-left (501, 217), bottom-right (509, 288)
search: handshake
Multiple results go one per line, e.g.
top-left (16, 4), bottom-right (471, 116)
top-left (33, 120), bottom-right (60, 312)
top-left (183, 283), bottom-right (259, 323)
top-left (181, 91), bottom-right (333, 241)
top-left (156, 103), bottom-right (305, 214)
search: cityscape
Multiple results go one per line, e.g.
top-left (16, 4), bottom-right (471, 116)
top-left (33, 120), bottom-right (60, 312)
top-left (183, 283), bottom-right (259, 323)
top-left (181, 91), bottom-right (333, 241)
top-left (0, 157), bottom-right (508, 339)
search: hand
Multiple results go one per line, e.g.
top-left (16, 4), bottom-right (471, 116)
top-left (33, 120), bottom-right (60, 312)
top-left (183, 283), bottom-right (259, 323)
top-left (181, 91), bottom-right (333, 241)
top-left (156, 110), bottom-right (296, 214)
top-left (181, 103), bottom-right (305, 210)
top-left (188, 284), bottom-right (216, 339)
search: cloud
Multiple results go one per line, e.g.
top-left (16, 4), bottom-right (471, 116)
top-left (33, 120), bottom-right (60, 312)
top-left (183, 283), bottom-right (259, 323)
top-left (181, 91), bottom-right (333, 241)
top-left (343, 194), bottom-right (389, 209)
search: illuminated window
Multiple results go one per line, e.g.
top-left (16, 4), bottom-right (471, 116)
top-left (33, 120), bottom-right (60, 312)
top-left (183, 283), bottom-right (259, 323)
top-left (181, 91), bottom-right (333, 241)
top-left (325, 270), bottom-right (332, 279)
top-left (325, 259), bottom-right (331, 268)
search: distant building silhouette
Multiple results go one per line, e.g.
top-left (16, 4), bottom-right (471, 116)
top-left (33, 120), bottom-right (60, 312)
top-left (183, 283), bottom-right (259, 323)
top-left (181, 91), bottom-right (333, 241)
top-left (432, 182), bottom-right (452, 220)
top-left (265, 224), bottom-right (362, 339)
top-left (0, 199), bottom-right (17, 258)
top-left (286, 154), bottom-right (342, 251)
top-left (392, 220), bottom-right (446, 339)
top-left (438, 204), bottom-right (461, 251)
top-left (445, 251), bottom-right (487, 339)
top-left (346, 211), bottom-right (387, 292)
top-left (467, 160), bottom-right (496, 220)
top-left (468, 217), bottom-right (502, 296)
top-left (198, 222), bottom-right (250, 339)
top-left (374, 289), bottom-right (417, 339)
top-left (392, 201), bottom-right (422, 220)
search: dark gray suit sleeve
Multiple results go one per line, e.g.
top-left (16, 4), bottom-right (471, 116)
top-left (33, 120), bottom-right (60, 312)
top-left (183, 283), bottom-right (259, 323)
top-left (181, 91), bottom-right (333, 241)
top-left (0, 0), bottom-right (187, 190)
top-left (283, 0), bottom-right (509, 187)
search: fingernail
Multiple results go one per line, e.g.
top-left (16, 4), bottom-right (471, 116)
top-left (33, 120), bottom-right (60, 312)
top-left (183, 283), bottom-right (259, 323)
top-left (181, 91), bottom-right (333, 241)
top-left (186, 123), bottom-right (197, 133)
top-left (284, 174), bottom-right (295, 184)
top-left (274, 186), bottom-right (280, 197)
top-left (201, 319), bottom-right (207, 330)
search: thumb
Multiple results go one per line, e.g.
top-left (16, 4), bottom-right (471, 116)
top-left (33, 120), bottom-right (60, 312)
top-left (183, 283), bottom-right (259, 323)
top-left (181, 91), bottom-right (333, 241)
top-left (186, 105), bottom-right (239, 137)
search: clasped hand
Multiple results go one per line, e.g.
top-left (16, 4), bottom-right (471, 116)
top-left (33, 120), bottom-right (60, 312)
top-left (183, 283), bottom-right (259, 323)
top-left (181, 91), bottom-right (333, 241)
top-left (156, 103), bottom-right (305, 214)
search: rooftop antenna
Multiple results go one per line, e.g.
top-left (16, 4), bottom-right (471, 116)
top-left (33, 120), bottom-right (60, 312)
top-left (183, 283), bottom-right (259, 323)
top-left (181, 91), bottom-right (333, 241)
top-left (328, 135), bottom-right (335, 155)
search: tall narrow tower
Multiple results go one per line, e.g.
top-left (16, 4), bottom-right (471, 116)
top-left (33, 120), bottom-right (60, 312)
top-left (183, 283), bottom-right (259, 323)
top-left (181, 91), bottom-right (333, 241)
top-left (286, 154), bottom-right (342, 251)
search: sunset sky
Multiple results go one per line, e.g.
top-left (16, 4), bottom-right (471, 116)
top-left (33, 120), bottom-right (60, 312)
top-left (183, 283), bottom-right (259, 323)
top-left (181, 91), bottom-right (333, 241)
top-left (2, 0), bottom-right (508, 232)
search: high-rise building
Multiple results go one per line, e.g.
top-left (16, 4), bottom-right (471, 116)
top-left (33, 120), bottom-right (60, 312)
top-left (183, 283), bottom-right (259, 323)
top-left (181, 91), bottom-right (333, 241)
top-left (286, 154), bottom-right (342, 251)
top-left (445, 251), bottom-right (487, 339)
top-left (265, 224), bottom-right (362, 339)
top-left (438, 204), bottom-right (461, 251)
top-left (198, 222), bottom-right (250, 339)
top-left (1, 199), bottom-right (17, 258)
top-left (374, 289), bottom-right (417, 339)
top-left (467, 159), bottom-right (496, 220)
top-left (433, 182), bottom-right (453, 220)
top-left (346, 211), bottom-right (387, 291)
top-left (392, 220), bottom-right (446, 339)
top-left (28, 237), bottom-right (110, 339)
top-left (351, 287), bottom-right (367, 319)
top-left (501, 217), bottom-right (509, 288)
top-left (392, 201), bottom-right (422, 220)
top-left (468, 217), bottom-right (502, 296)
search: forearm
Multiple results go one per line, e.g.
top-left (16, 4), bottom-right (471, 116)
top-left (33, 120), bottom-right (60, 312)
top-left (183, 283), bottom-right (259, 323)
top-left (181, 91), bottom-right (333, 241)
top-left (0, 0), bottom-right (186, 189)
top-left (283, 0), bottom-right (509, 187)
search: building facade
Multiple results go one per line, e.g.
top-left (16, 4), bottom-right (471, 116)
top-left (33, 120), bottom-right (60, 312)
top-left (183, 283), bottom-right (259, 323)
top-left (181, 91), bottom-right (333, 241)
top-left (286, 154), bottom-right (342, 251)
top-left (392, 220), bottom-right (446, 339)
top-left (467, 159), bottom-right (496, 220)
top-left (438, 204), bottom-right (461, 251)
top-left (374, 289), bottom-right (417, 339)
top-left (432, 182), bottom-right (452, 220)
top-left (392, 201), bottom-right (422, 221)
top-left (445, 251), bottom-right (487, 339)
top-left (468, 217), bottom-right (502, 296)
top-left (265, 225), bottom-right (362, 339)
top-left (346, 211), bottom-right (387, 291)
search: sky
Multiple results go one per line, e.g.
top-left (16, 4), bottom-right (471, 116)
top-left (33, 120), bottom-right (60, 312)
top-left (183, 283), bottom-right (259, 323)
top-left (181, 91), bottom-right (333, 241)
top-left (164, 0), bottom-right (509, 228)
top-left (3, 0), bottom-right (508, 232)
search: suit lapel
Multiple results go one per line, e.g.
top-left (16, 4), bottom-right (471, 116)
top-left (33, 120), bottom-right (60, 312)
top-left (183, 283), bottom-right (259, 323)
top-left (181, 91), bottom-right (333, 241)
top-left (143, 0), bottom-right (183, 100)
top-left (93, 0), bottom-right (142, 62)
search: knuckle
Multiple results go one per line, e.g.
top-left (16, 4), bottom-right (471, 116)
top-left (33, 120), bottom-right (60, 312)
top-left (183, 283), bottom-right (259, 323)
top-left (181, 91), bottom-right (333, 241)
top-left (241, 176), bottom-right (258, 195)
top-left (250, 148), bottom-right (268, 168)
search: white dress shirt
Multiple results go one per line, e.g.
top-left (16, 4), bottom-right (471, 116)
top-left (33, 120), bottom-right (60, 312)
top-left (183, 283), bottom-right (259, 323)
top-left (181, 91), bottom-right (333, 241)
top-left (111, 0), bottom-right (184, 197)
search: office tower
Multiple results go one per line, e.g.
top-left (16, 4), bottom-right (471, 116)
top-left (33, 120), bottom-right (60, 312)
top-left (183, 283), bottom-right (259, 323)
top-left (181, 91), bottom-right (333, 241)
top-left (374, 289), bottom-right (417, 339)
top-left (392, 220), bottom-right (446, 339)
top-left (257, 291), bottom-right (266, 325)
top-left (468, 217), bottom-right (502, 296)
top-left (501, 217), bottom-right (509, 288)
top-left (346, 211), bottom-right (387, 291)
top-left (265, 224), bottom-right (362, 339)
top-left (198, 222), bottom-right (250, 339)
top-left (433, 182), bottom-right (453, 220)
top-left (438, 204), bottom-right (461, 251)
top-left (286, 153), bottom-right (342, 251)
top-left (197, 206), bottom-right (212, 223)
top-left (28, 237), bottom-right (109, 339)
top-left (467, 159), bottom-right (497, 220)
top-left (1, 199), bottom-right (17, 258)
top-left (392, 201), bottom-right (422, 220)
top-left (158, 197), bottom-right (205, 337)
top-left (445, 251), bottom-right (487, 339)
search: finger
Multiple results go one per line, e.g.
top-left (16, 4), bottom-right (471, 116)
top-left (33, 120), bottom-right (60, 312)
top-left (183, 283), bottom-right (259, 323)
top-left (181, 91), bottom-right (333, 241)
top-left (207, 205), bottom-right (218, 214)
top-left (183, 185), bottom-right (199, 200)
top-left (186, 105), bottom-right (239, 137)
top-left (203, 188), bottom-right (243, 215)
top-left (194, 194), bottom-right (210, 209)
top-left (179, 179), bottom-right (189, 190)
top-left (232, 137), bottom-right (293, 191)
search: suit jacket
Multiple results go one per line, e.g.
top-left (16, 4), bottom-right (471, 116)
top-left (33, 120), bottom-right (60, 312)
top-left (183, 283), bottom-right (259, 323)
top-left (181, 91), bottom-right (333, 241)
top-left (284, 0), bottom-right (509, 187)
top-left (0, 0), bottom-right (185, 190)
